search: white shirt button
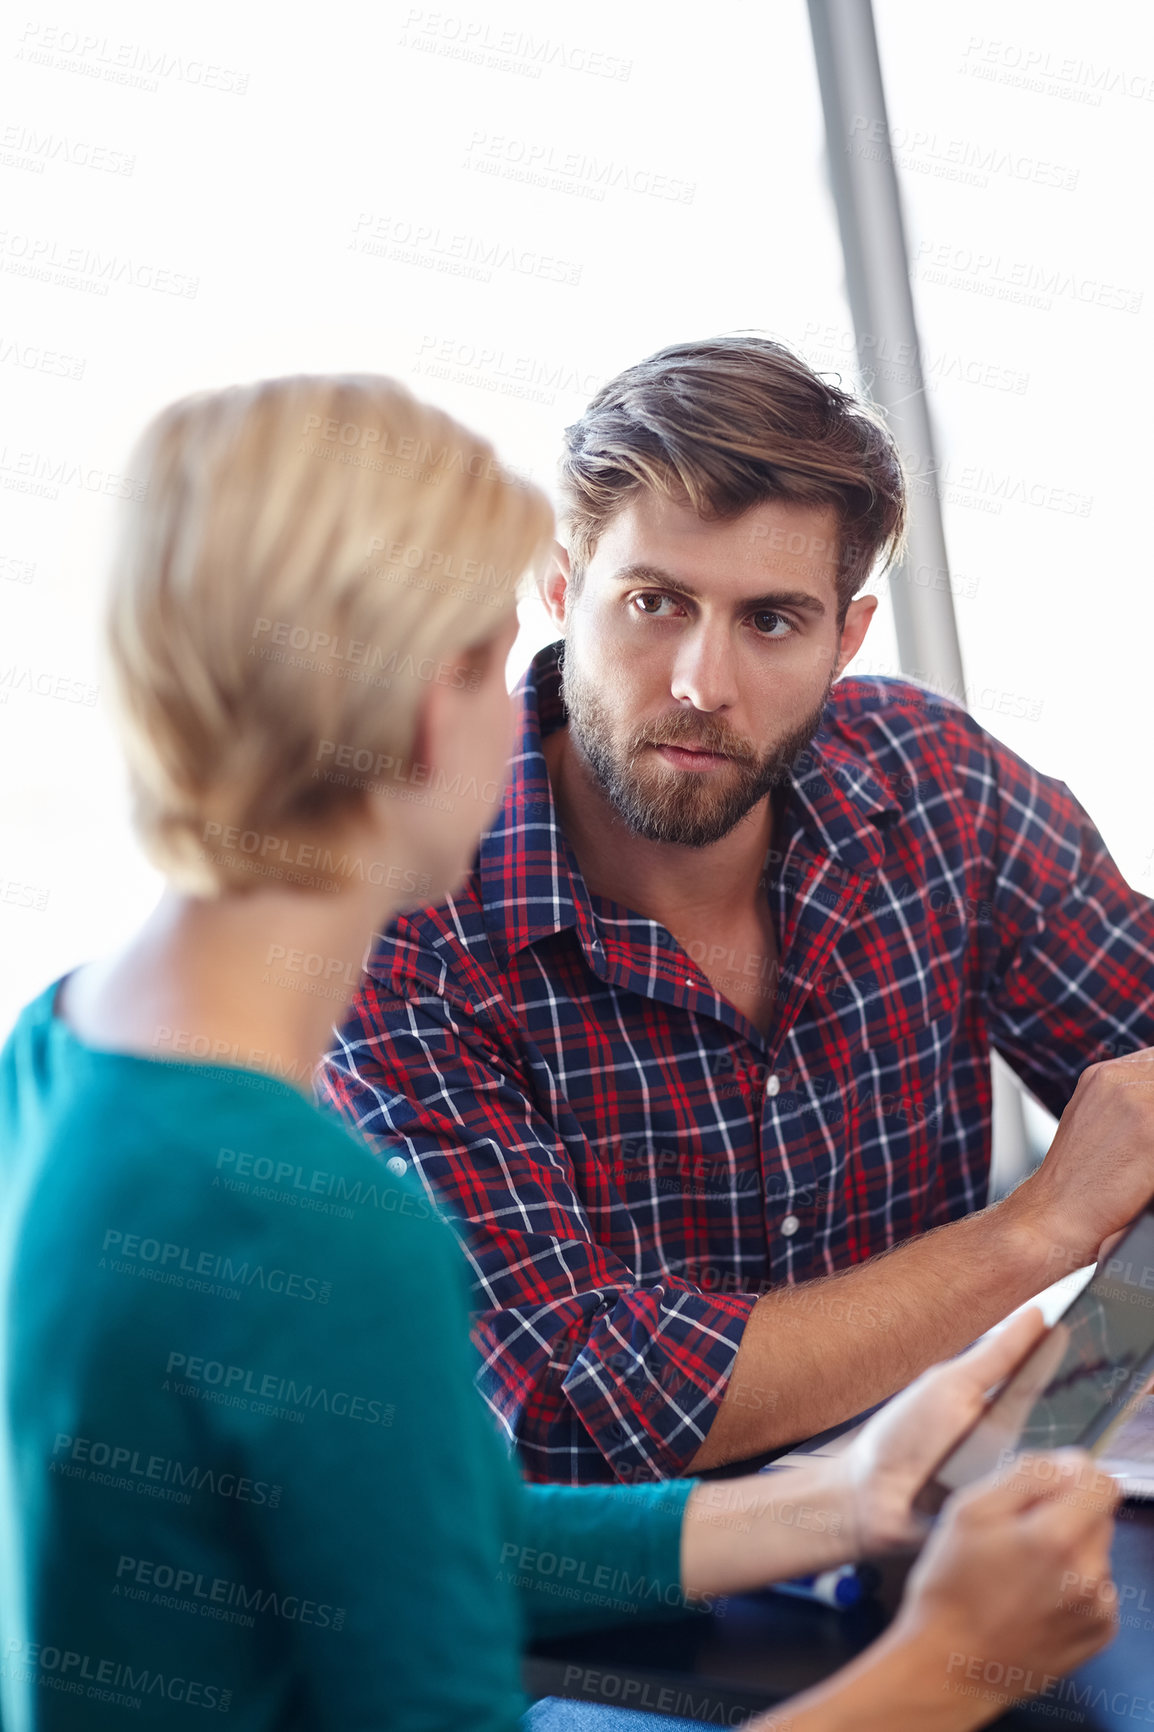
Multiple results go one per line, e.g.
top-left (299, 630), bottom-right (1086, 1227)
top-left (386, 1155), bottom-right (408, 1176)
top-left (684, 979), bottom-right (694, 990)
top-left (780, 1214), bottom-right (800, 1237)
top-left (766, 1074), bottom-right (781, 1098)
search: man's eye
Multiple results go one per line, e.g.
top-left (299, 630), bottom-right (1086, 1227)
top-left (632, 593), bottom-right (677, 617)
top-left (751, 610), bottom-right (793, 638)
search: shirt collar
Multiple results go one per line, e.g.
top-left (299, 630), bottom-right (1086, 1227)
top-left (478, 640), bottom-right (902, 964)
top-left (786, 716), bottom-right (903, 876)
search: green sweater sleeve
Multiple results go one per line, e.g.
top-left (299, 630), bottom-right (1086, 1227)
top-left (510, 1479), bottom-right (701, 1640)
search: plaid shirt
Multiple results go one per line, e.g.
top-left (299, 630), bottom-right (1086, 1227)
top-left (319, 640), bottom-right (1154, 1485)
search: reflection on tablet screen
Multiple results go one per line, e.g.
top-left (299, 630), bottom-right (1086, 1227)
top-left (937, 1210), bottom-right (1154, 1494)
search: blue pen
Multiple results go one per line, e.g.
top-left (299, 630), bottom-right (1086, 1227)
top-left (772, 1563), bottom-right (879, 1608)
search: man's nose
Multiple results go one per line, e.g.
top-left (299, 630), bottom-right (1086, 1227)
top-left (670, 625), bottom-right (739, 712)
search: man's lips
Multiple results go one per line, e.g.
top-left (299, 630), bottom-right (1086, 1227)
top-left (650, 742), bottom-right (735, 769)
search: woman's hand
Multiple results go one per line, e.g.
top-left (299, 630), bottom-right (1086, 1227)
top-left (682, 1304), bottom-right (1094, 1603)
top-left (893, 1449), bottom-right (1120, 1697)
top-left (841, 1304), bottom-right (1057, 1556)
top-left (742, 1450), bottom-right (1120, 1732)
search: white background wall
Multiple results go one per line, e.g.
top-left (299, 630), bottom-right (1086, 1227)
top-left (1, 0), bottom-right (1150, 1040)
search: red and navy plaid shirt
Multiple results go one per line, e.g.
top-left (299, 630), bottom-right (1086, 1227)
top-left (319, 640), bottom-right (1154, 1485)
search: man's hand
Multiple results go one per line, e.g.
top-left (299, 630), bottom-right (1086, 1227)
top-left (1006, 1049), bottom-right (1154, 1273)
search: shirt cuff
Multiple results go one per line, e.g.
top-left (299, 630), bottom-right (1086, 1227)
top-left (562, 1289), bottom-right (755, 1482)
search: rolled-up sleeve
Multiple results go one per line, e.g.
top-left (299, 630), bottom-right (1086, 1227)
top-left (320, 978), bottom-right (754, 1484)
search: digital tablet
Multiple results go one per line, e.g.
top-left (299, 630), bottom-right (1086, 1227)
top-left (916, 1200), bottom-right (1154, 1516)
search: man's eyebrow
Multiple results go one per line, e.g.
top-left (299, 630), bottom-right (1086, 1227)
top-left (610, 564), bottom-right (827, 618)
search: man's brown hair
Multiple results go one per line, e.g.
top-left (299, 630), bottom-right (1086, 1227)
top-left (558, 335), bottom-right (906, 621)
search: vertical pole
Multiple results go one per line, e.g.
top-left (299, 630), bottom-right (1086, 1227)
top-left (807, 0), bottom-right (1033, 1190)
top-left (807, 0), bottom-right (963, 691)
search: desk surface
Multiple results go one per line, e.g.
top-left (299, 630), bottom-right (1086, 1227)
top-left (527, 1499), bottom-right (1154, 1731)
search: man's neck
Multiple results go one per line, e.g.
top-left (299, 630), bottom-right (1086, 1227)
top-left (542, 723), bottom-right (776, 933)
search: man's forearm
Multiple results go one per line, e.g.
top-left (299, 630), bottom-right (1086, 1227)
top-left (687, 1192), bottom-right (1056, 1471)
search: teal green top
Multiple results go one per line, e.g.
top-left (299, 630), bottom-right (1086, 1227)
top-left (0, 979), bottom-right (696, 1731)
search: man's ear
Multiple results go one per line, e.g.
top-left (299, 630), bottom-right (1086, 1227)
top-left (538, 541), bottom-right (571, 630)
top-left (834, 592), bottom-right (878, 679)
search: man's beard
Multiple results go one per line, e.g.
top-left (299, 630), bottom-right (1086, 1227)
top-left (559, 647), bottom-right (833, 848)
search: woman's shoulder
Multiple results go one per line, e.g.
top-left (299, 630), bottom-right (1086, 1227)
top-left (2, 983), bottom-right (453, 1287)
top-left (193, 1072), bottom-right (449, 1255)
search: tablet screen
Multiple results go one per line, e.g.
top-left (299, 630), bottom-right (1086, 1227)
top-left (934, 1210), bottom-right (1154, 1496)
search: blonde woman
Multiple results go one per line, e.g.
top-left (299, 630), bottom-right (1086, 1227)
top-left (0, 376), bottom-right (1118, 1732)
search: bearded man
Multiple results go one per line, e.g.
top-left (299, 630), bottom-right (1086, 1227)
top-left (320, 337), bottom-right (1154, 1485)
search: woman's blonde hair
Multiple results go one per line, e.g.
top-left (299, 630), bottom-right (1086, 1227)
top-left (106, 374), bottom-right (554, 896)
